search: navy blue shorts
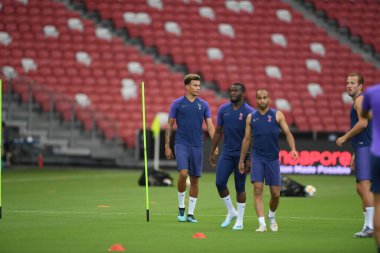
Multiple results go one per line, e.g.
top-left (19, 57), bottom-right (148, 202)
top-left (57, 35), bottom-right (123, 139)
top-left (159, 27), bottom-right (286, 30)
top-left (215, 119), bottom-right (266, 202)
top-left (215, 152), bottom-right (247, 193)
top-left (370, 153), bottom-right (380, 193)
top-left (174, 144), bottom-right (203, 177)
top-left (355, 146), bottom-right (372, 181)
top-left (251, 157), bottom-right (281, 186)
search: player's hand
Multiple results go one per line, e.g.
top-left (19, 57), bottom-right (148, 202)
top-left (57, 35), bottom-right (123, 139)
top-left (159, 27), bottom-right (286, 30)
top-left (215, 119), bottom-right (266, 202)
top-left (165, 147), bottom-right (174, 160)
top-left (336, 136), bottom-right (346, 147)
top-left (214, 147), bottom-right (219, 156)
top-left (350, 154), bottom-right (355, 171)
top-left (209, 153), bottom-right (217, 168)
top-left (291, 150), bottom-right (298, 161)
top-left (238, 161), bottom-right (246, 174)
top-left (245, 161), bottom-right (251, 174)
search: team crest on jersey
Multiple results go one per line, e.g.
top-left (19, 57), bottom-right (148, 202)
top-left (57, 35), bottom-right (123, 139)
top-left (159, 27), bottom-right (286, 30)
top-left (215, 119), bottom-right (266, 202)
top-left (239, 113), bottom-right (243, 120)
top-left (268, 115), bottom-right (272, 122)
top-left (198, 103), bottom-right (202, 110)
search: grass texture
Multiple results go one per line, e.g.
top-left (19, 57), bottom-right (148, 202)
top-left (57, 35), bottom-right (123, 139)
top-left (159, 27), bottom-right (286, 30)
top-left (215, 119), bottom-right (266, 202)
top-left (0, 167), bottom-right (375, 253)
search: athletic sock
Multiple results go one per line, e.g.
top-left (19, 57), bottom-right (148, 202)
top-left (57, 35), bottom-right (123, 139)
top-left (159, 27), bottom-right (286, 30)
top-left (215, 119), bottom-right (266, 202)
top-left (268, 210), bottom-right (276, 218)
top-left (178, 191), bottom-right (186, 209)
top-left (362, 211), bottom-right (367, 230)
top-left (235, 202), bottom-right (245, 226)
top-left (178, 207), bottom-right (185, 216)
top-left (188, 197), bottom-right (197, 215)
top-left (258, 216), bottom-right (266, 226)
top-left (222, 195), bottom-right (236, 215)
top-left (365, 207), bottom-right (374, 229)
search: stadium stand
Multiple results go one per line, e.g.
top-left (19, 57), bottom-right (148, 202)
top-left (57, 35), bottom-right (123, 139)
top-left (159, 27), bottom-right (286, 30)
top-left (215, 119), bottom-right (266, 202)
top-left (304, 0), bottom-right (380, 55)
top-left (81, 0), bottom-right (380, 132)
top-left (1, 0), bottom-right (214, 147)
top-left (1, 0), bottom-right (380, 151)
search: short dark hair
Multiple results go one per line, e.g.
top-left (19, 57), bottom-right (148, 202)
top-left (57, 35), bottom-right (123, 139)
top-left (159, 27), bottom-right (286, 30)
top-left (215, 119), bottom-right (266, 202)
top-left (184, 74), bottom-right (201, 85)
top-left (348, 72), bottom-right (364, 85)
top-left (256, 89), bottom-right (270, 98)
top-left (231, 82), bottom-right (246, 92)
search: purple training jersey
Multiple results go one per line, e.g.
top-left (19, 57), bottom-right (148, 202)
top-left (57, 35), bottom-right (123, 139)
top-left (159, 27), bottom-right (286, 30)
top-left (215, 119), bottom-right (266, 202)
top-left (169, 96), bottom-right (211, 147)
top-left (217, 102), bottom-right (255, 156)
top-left (362, 84), bottom-right (380, 156)
top-left (350, 94), bottom-right (372, 149)
top-left (250, 108), bottom-right (279, 160)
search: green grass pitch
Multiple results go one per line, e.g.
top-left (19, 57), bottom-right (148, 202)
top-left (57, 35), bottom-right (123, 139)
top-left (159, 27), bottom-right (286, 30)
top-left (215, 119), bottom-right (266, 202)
top-left (0, 168), bottom-right (375, 253)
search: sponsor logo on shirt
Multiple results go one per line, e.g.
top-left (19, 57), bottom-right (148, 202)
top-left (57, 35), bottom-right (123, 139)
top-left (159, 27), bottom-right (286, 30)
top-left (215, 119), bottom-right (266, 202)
top-left (253, 118), bottom-right (259, 122)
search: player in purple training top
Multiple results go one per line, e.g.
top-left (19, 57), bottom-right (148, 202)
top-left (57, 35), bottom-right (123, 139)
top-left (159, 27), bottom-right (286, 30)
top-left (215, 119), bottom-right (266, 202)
top-left (209, 83), bottom-right (255, 230)
top-left (336, 73), bottom-right (374, 238)
top-left (361, 83), bottom-right (380, 252)
top-left (239, 89), bottom-right (298, 232)
top-left (165, 74), bottom-right (216, 223)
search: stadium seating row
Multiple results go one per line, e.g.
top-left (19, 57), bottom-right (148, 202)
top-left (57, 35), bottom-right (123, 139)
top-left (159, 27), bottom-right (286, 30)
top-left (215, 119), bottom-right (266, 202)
top-left (0, 0), bottom-right (188, 146)
top-left (305, 0), bottom-right (380, 53)
top-left (1, 0), bottom-right (380, 146)
top-left (81, 0), bottom-right (380, 131)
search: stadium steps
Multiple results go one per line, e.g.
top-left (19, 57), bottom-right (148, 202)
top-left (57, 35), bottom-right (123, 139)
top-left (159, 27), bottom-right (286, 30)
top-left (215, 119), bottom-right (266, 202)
top-left (54, 146), bottom-right (91, 156)
top-left (3, 119), bottom-right (28, 132)
top-left (2, 91), bottom-right (126, 165)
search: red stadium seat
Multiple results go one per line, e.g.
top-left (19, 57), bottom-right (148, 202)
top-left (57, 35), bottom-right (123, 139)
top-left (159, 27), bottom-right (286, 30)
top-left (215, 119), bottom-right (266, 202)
top-left (308, 0), bottom-right (380, 54)
top-left (2, 0), bottom-right (380, 138)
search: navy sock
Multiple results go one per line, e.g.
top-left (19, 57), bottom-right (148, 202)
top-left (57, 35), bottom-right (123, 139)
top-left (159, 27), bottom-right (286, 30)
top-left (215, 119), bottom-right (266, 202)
top-left (179, 207), bottom-right (185, 216)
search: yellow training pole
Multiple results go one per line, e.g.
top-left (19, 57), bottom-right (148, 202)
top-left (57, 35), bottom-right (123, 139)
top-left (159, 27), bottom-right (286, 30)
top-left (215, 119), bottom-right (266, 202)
top-left (141, 82), bottom-right (150, 222)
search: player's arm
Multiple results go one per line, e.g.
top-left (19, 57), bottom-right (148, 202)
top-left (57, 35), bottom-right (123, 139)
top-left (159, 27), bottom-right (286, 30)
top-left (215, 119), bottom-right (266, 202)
top-left (244, 136), bottom-right (253, 174)
top-left (205, 118), bottom-right (215, 138)
top-left (277, 111), bottom-right (298, 160)
top-left (209, 125), bottom-right (222, 168)
top-left (165, 118), bottom-right (175, 159)
top-left (336, 96), bottom-right (368, 147)
top-left (361, 110), bottom-right (372, 120)
top-left (238, 114), bottom-right (252, 174)
top-left (205, 117), bottom-right (219, 155)
top-left (350, 152), bottom-right (355, 171)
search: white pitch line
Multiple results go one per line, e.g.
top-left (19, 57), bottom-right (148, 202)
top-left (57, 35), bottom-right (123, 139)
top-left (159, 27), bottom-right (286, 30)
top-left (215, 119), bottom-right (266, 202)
top-left (7, 210), bottom-right (362, 221)
top-left (2, 174), bottom-right (127, 183)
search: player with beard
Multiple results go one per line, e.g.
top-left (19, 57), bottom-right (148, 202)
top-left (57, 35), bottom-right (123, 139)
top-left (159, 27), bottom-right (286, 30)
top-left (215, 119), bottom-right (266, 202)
top-left (336, 73), bottom-right (374, 238)
top-left (239, 89), bottom-right (298, 232)
top-left (209, 83), bottom-right (255, 230)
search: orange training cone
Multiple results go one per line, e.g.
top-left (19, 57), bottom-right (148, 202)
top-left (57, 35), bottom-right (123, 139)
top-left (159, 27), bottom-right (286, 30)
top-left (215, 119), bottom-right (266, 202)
top-left (192, 232), bottom-right (206, 239)
top-left (108, 244), bottom-right (125, 251)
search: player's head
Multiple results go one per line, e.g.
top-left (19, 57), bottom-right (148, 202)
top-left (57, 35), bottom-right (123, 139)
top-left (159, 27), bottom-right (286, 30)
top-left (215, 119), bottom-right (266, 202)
top-left (229, 82), bottom-right (246, 104)
top-left (346, 72), bottom-right (364, 98)
top-left (184, 74), bottom-right (201, 96)
top-left (184, 74), bottom-right (201, 85)
top-left (256, 89), bottom-right (270, 110)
